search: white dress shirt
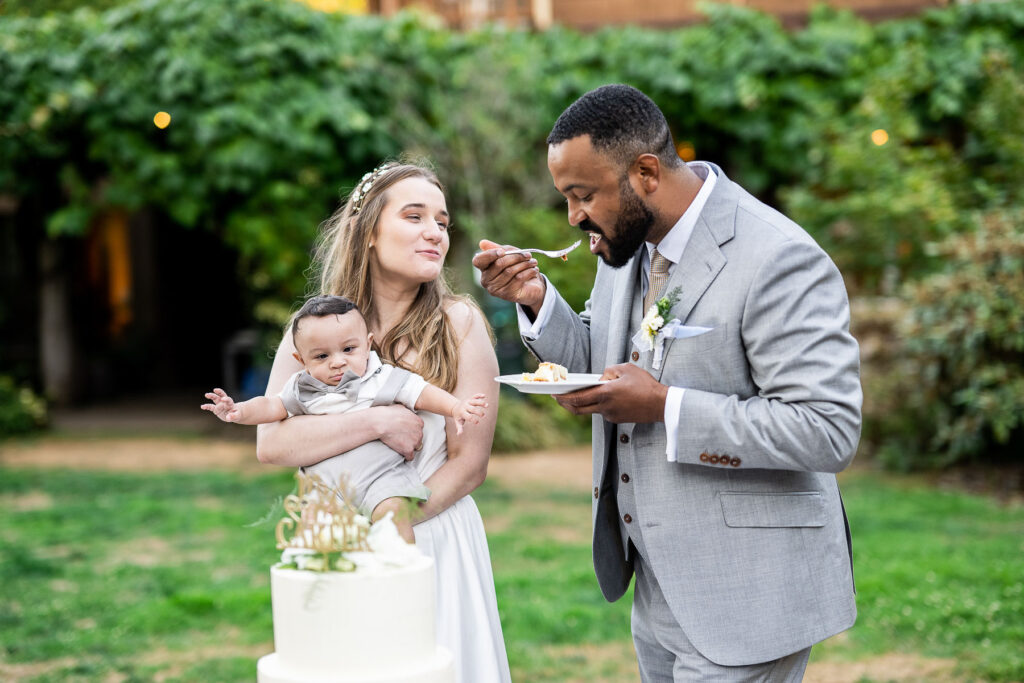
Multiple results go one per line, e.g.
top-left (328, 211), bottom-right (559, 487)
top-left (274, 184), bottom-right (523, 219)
top-left (519, 162), bottom-right (717, 461)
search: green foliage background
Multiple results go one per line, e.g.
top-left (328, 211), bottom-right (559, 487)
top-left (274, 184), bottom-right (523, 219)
top-left (875, 210), bottom-right (1024, 469)
top-left (0, 376), bottom-right (48, 435)
top-left (2, 0), bottom-right (1023, 464)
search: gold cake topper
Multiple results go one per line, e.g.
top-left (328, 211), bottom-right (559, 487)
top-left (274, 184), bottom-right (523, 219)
top-left (275, 472), bottom-right (370, 555)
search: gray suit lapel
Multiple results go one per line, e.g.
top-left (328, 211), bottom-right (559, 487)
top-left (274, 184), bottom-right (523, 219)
top-left (665, 220), bottom-right (727, 323)
top-left (604, 253), bottom-right (643, 369)
top-left (653, 171), bottom-right (736, 381)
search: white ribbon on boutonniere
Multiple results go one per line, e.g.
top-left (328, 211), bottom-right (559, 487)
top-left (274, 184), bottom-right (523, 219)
top-left (631, 287), bottom-right (714, 370)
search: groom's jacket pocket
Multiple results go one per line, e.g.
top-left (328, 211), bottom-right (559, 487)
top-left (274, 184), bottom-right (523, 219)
top-left (719, 491), bottom-right (826, 528)
top-left (672, 322), bottom-right (730, 355)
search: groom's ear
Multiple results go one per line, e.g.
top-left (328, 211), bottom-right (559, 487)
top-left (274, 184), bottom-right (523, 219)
top-left (633, 154), bottom-right (661, 196)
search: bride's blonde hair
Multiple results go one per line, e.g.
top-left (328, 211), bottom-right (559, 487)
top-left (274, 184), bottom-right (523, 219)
top-left (310, 161), bottom-right (483, 393)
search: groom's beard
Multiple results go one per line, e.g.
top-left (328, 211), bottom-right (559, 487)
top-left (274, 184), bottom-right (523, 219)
top-left (581, 180), bottom-right (655, 268)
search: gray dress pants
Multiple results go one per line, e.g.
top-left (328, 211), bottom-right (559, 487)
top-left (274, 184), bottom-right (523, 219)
top-left (631, 556), bottom-right (812, 682)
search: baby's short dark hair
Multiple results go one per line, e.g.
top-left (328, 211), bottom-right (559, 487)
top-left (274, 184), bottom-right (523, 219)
top-left (291, 295), bottom-right (360, 341)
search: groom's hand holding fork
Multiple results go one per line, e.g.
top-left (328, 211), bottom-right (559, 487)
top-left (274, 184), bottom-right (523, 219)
top-left (473, 239), bottom-right (668, 425)
top-left (472, 239), bottom-right (546, 319)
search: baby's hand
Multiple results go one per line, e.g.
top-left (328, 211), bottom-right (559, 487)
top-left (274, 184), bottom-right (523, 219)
top-left (201, 388), bottom-right (242, 422)
top-left (452, 394), bottom-right (488, 435)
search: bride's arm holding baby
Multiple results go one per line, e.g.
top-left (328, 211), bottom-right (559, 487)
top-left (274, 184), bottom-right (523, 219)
top-left (254, 329), bottom-right (425, 467)
top-left (414, 301), bottom-right (500, 524)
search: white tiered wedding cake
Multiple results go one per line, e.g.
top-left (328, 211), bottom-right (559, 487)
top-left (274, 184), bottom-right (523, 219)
top-left (256, 474), bottom-right (454, 683)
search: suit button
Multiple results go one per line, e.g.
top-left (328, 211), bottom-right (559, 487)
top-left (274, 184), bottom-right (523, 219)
top-left (621, 473), bottom-right (630, 483)
top-left (699, 452), bottom-right (709, 462)
top-left (709, 454), bottom-right (720, 464)
top-left (623, 514), bottom-right (632, 524)
top-left (593, 486), bottom-right (599, 499)
top-left (730, 457), bottom-right (741, 467)
top-left (620, 434), bottom-right (629, 444)
top-left (631, 351), bottom-right (639, 362)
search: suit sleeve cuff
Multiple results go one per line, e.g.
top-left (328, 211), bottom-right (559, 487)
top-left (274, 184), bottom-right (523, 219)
top-left (517, 275), bottom-right (557, 341)
top-left (664, 386), bottom-right (685, 462)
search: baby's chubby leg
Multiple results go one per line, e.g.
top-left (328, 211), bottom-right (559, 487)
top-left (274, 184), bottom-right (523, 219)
top-left (371, 497), bottom-right (416, 544)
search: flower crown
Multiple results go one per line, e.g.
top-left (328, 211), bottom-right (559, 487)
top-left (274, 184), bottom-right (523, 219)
top-left (351, 162), bottom-right (397, 213)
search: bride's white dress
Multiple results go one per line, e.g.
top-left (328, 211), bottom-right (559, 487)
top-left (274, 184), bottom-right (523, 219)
top-left (412, 413), bottom-right (512, 683)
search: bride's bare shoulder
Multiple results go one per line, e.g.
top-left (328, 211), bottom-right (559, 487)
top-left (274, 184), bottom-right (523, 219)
top-left (444, 297), bottom-right (489, 341)
top-left (444, 297), bottom-right (498, 388)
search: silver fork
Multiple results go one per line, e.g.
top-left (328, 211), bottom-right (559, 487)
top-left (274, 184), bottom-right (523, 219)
top-left (503, 239), bottom-right (582, 258)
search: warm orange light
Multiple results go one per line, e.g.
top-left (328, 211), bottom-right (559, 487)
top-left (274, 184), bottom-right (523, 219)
top-left (871, 129), bottom-right (889, 146)
top-left (676, 141), bottom-right (696, 162)
top-left (153, 111), bottom-right (171, 129)
top-left (296, 0), bottom-right (369, 12)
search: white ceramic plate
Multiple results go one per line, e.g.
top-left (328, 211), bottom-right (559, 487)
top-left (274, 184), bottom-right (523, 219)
top-left (495, 373), bottom-right (607, 395)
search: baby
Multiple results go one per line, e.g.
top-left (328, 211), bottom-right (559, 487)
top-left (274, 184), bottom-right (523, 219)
top-left (202, 295), bottom-right (487, 544)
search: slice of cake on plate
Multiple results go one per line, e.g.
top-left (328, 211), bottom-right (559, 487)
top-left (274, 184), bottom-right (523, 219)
top-left (522, 361), bottom-right (568, 382)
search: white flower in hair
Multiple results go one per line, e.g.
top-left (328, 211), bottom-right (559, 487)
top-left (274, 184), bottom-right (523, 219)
top-left (352, 162), bottom-right (397, 212)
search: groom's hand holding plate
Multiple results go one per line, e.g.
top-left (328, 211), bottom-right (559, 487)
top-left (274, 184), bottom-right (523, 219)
top-left (555, 363), bottom-right (669, 424)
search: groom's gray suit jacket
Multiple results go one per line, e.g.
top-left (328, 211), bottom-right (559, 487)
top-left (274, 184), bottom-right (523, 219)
top-left (524, 164), bottom-right (861, 666)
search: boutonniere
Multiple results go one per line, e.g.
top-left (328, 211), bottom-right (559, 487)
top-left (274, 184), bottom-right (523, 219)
top-left (632, 287), bottom-right (683, 370)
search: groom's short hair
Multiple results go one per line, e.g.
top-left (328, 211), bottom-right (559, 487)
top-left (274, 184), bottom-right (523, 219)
top-left (547, 84), bottom-right (682, 171)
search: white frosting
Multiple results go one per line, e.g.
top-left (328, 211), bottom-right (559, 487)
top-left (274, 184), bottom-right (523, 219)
top-left (258, 649), bottom-right (454, 683)
top-left (257, 534), bottom-right (453, 683)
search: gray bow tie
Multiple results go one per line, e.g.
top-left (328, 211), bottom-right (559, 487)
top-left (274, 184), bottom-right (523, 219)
top-left (293, 369), bottom-right (365, 404)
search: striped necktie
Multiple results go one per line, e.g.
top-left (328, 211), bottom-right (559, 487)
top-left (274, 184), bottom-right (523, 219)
top-left (643, 248), bottom-right (671, 312)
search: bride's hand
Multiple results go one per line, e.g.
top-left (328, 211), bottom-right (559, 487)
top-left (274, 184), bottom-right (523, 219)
top-left (373, 405), bottom-right (425, 461)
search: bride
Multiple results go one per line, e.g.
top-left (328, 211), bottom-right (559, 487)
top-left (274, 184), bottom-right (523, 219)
top-left (255, 161), bottom-right (511, 683)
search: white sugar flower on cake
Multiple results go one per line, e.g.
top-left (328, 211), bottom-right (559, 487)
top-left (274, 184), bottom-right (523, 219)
top-left (346, 510), bottom-right (423, 569)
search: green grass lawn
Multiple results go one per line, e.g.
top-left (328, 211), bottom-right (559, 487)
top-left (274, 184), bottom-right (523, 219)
top-left (821, 471), bottom-right (1024, 682)
top-left (0, 463), bottom-right (1021, 682)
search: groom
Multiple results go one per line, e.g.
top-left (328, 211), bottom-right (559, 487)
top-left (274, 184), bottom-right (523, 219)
top-left (473, 84), bottom-right (861, 681)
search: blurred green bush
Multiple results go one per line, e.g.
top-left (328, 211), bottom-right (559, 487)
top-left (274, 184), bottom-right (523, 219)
top-left (874, 210), bottom-right (1024, 469)
top-left (0, 375), bottom-right (48, 437)
top-left (6, 1), bottom-right (1022, 298)
top-left (492, 390), bottom-right (591, 454)
top-left (783, 8), bottom-right (1024, 293)
top-left (2, 0), bottom-right (1023, 461)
